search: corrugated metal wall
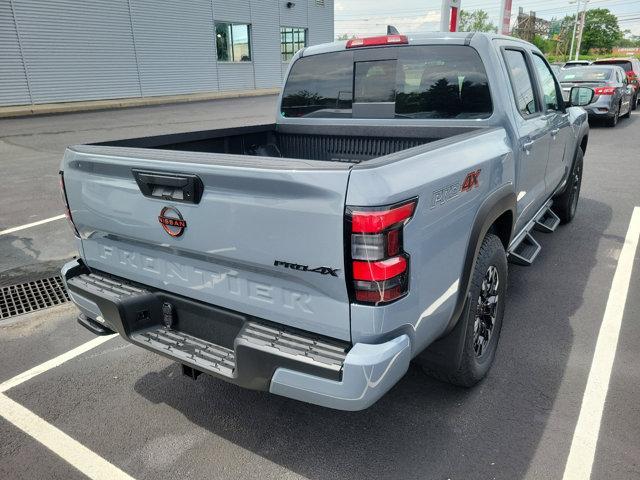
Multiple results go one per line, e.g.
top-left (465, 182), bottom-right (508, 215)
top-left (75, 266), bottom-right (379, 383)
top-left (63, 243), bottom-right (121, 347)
top-left (131, 0), bottom-right (219, 96)
top-left (0, 0), bottom-right (333, 107)
top-left (11, 0), bottom-right (141, 104)
top-left (0, 1), bottom-right (30, 106)
top-left (250, 0), bottom-right (281, 89)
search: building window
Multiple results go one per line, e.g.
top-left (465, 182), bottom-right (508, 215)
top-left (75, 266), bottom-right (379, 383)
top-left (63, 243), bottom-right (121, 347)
top-left (215, 22), bottom-right (251, 62)
top-left (281, 27), bottom-right (307, 62)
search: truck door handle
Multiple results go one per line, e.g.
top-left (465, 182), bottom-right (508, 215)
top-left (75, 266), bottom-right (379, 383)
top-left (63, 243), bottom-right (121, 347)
top-left (523, 141), bottom-right (535, 153)
top-left (132, 169), bottom-right (203, 204)
top-left (550, 128), bottom-right (560, 137)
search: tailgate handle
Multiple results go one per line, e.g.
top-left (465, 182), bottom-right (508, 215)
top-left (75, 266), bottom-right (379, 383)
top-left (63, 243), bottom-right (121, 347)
top-left (132, 169), bottom-right (203, 204)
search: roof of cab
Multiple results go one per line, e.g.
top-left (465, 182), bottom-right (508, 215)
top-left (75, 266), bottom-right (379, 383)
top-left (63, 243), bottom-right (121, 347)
top-left (301, 31), bottom-right (534, 57)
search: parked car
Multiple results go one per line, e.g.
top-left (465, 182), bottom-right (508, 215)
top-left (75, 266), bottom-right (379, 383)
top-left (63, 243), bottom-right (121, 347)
top-left (550, 63), bottom-right (563, 77)
top-left (592, 57), bottom-right (640, 110)
top-left (564, 60), bottom-right (591, 68)
top-left (60, 33), bottom-right (590, 411)
top-left (558, 65), bottom-right (633, 127)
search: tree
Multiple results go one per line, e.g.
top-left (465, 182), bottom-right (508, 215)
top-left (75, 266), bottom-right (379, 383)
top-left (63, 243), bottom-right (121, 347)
top-left (580, 8), bottom-right (622, 54)
top-left (532, 35), bottom-right (555, 54)
top-left (616, 30), bottom-right (640, 48)
top-left (458, 10), bottom-right (498, 33)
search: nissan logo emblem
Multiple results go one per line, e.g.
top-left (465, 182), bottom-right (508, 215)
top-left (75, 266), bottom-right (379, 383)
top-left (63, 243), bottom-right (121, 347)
top-left (158, 206), bottom-right (186, 237)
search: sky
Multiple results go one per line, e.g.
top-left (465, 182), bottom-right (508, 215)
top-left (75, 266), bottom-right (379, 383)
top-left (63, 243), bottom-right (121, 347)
top-left (334, 0), bottom-right (640, 37)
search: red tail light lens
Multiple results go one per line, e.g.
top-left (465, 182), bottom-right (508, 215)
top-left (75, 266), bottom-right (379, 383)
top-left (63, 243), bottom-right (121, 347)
top-left (346, 35), bottom-right (408, 49)
top-left (346, 199), bottom-right (416, 305)
top-left (594, 86), bottom-right (616, 96)
top-left (351, 202), bottom-right (415, 233)
top-left (353, 257), bottom-right (407, 281)
top-left (59, 171), bottom-right (80, 238)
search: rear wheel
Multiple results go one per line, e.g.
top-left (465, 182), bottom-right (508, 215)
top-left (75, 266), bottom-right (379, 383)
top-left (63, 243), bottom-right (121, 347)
top-left (418, 234), bottom-right (507, 387)
top-left (554, 148), bottom-right (583, 224)
top-left (606, 105), bottom-right (619, 127)
top-left (633, 93), bottom-right (638, 111)
top-left (622, 101), bottom-right (632, 119)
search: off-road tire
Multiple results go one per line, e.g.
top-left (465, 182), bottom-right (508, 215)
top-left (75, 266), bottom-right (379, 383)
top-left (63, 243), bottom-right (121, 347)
top-left (419, 234), bottom-right (507, 387)
top-left (554, 148), bottom-right (583, 224)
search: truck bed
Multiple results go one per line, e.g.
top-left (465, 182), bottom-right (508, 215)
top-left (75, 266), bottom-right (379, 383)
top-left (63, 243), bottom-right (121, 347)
top-left (97, 123), bottom-right (483, 164)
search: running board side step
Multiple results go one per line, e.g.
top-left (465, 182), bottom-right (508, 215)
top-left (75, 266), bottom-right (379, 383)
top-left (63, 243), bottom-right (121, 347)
top-left (508, 200), bottom-right (559, 266)
top-left (508, 232), bottom-right (541, 266)
top-left (534, 208), bottom-right (560, 233)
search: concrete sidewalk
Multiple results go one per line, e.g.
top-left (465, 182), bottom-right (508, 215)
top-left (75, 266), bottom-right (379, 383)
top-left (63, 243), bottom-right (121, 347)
top-left (0, 88), bottom-right (279, 118)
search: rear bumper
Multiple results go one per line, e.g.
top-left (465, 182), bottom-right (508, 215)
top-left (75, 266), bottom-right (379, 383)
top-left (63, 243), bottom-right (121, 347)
top-left (584, 97), bottom-right (617, 117)
top-left (62, 259), bottom-right (410, 411)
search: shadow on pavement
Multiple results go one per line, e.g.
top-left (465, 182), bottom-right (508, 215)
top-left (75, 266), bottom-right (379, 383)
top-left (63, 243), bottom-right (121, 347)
top-left (134, 197), bottom-right (612, 480)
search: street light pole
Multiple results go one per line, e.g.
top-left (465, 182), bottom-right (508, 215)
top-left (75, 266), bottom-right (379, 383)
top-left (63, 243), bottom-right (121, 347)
top-left (568, 0), bottom-right (581, 59)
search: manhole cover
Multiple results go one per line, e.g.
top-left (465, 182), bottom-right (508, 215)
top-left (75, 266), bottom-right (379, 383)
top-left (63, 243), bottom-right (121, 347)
top-left (0, 276), bottom-right (70, 319)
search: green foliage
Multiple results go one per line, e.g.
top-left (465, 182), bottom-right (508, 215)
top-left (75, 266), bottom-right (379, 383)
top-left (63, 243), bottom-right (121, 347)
top-left (580, 8), bottom-right (622, 54)
top-left (616, 30), bottom-right (640, 48)
top-left (532, 35), bottom-right (555, 54)
top-left (458, 10), bottom-right (498, 33)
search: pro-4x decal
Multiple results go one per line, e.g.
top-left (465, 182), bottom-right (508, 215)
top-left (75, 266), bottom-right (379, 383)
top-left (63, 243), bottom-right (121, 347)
top-left (274, 260), bottom-right (339, 277)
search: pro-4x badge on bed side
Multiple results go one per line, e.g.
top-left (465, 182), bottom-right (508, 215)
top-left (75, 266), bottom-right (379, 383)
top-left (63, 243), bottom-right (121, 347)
top-left (461, 169), bottom-right (481, 192)
top-left (431, 169), bottom-right (481, 208)
top-left (274, 260), bottom-right (339, 277)
top-left (158, 206), bottom-right (187, 237)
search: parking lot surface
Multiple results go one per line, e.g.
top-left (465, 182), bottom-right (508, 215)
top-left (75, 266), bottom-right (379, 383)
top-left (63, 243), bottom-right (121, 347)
top-left (1, 98), bottom-right (639, 480)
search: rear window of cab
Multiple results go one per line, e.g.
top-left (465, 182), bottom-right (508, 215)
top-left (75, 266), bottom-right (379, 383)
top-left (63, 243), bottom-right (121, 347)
top-left (281, 45), bottom-right (493, 119)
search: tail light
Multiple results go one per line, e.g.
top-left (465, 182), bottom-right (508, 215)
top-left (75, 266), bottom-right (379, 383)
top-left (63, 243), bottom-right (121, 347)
top-left (59, 171), bottom-right (80, 238)
top-left (346, 35), bottom-right (408, 49)
top-left (346, 199), bottom-right (416, 305)
top-left (593, 86), bottom-right (616, 96)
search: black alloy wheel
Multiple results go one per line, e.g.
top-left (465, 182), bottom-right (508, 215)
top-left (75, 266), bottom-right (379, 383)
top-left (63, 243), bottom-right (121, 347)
top-left (473, 265), bottom-right (500, 357)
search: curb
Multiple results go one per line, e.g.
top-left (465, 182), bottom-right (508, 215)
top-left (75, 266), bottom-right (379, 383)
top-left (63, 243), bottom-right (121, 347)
top-left (0, 88), bottom-right (280, 118)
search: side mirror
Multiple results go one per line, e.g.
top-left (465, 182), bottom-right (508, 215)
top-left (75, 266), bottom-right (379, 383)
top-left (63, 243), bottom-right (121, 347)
top-left (569, 86), bottom-right (594, 107)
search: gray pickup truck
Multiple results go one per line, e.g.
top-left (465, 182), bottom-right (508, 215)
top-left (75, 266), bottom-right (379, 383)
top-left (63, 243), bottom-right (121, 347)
top-left (60, 33), bottom-right (591, 410)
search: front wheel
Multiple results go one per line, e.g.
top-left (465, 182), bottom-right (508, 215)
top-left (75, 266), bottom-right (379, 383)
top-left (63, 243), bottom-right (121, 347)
top-left (554, 148), bottom-right (583, 224)
top-left (418, 233), bottom-right (507, 387)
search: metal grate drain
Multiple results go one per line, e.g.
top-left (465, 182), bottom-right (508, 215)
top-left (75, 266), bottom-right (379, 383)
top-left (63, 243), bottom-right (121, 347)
top-left (0, 276), bottom-right (70, 320)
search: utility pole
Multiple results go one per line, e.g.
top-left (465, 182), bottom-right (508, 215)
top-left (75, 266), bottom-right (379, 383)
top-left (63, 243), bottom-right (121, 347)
top-left (568, 0), bottom-right (581, 59)
top-left (574, 1), bottom-right (589, 60)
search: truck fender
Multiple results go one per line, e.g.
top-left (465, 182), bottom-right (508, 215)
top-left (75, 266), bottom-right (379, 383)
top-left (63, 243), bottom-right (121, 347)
top-left (416, 185), bottom-right (515, 370)
top-left (446, 183), bottom-right (516, 336)
top-left (556, 133), bottom-right (588, 196)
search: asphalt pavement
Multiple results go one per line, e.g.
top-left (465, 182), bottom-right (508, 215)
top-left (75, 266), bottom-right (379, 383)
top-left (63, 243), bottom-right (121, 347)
top-left (0, 98), bottom-right (639, 480)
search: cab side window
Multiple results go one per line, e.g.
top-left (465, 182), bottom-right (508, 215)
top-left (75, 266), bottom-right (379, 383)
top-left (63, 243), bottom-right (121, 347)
top-left (532, 54), bottom-right (560, 111)
top-left (503, 49), bottom-right (539, 117)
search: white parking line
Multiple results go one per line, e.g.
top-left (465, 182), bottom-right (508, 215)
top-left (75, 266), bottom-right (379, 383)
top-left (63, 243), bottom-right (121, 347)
top-left (0, 394), bottom-right (135, 480)
top-left (0, 214), bottom-right (65, 236)
top-left (562, 207), bottom-right (640, 480)
top-left (0, 335), bottom-right (116, 393)
top-left (0, 334), bottom-right (130, 479)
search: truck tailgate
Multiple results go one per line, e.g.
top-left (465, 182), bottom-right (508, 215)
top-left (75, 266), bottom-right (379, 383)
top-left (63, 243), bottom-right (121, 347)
top-left (62, 145), bottom-right (353, 341)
